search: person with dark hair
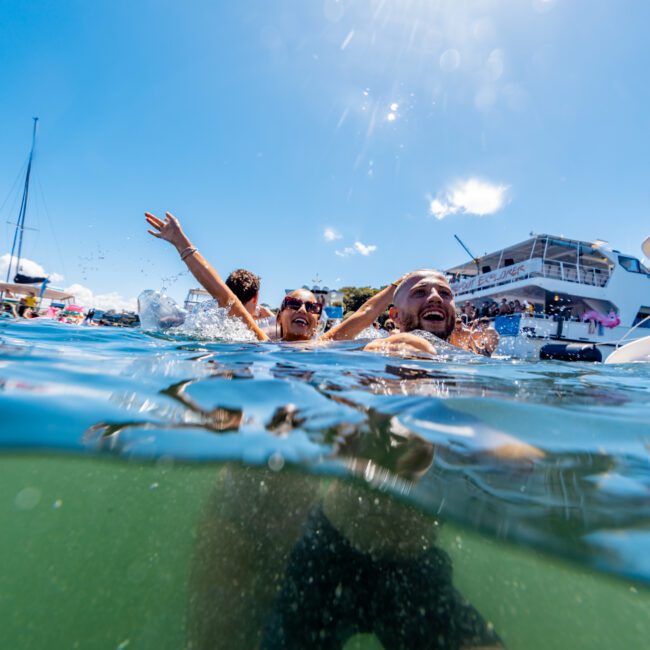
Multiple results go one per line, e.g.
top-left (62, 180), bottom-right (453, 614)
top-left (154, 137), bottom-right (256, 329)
top-left (225, 269), bottom-right (274, 320)
top-left (383, 318), bottom-right (398, 333)
top-left (145, 212), bottom-right (268, 340)
top-left (145, 211), bottom-right (404, 343)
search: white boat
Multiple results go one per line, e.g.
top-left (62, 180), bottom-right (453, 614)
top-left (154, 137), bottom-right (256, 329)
top-left (184, 287), bottom-right (211, 312)
top-left (446, 234), bottom-right (650, 360)
top-left (1, 118), bottom-right (79, 319)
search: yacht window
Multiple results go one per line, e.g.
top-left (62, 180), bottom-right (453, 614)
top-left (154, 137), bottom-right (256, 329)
top-left (633, 308), bottom-right (650, 328)
top-left (618, 256), bottom-right (643, 273)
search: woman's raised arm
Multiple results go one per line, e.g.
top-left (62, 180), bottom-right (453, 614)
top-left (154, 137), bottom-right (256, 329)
top-left (145, 211), bottom-right (269, 342)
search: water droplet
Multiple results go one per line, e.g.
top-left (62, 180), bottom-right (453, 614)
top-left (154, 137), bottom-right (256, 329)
top-left (439, 49), bottom-right (461, 72)
top-left (486, 49), bottom-right (505, 81)
top-left (149, 482), bottom-right (159, 490)
top-left (155, 455), bottom-right (175, 469)
top-left (386, 112), bottom-right (397, 122)
top-left (390, 102), bottom-right (399, 111)
top-left (52, 499), bottom-right (63, 509)
top-left (341, 29), bottom-right (354, 50)
top-left (268, 452), bottom-right (285, 472)
top-left (15, 487), bottom-right (41, 511)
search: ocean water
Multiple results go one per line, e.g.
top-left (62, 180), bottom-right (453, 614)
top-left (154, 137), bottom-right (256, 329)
top-left (2, 318), bottom-right (650, 649)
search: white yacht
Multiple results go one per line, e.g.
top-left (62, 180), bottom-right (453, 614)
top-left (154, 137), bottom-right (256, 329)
top-left (446, 234), bottom-right (650, 360)
top-left (184, 288), bottom-right (211, 312)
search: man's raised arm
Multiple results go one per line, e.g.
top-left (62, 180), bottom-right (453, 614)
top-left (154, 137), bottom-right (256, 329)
top-left (321, 280), bottom-right (402, 342)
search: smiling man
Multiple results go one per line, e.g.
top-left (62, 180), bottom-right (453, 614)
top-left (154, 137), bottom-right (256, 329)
top-left (364, 269), bottom-right (498, 356)
top-left (393, 270), bottom-right (457, 337)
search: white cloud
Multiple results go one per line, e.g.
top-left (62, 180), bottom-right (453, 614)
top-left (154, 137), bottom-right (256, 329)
top-left (323, 227), bottom-right (342, 242)
top-left (0, 253), bottom-right (64, 283)
top-left (64, 283), bottom-right (138, 312)
top-left (353, 241), bottom-right (377, 256)
top-left (428, 198), bottom-right (455, 220)
top-left (335, 241), bottom-right (378, 257)
top-left (1, 252), bottom-right (136, 312)
top-left (428, 178), bottom-right (509, 220)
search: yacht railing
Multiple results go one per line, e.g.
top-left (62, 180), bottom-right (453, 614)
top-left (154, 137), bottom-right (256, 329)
top-left (538, 261), bottom-right (610, 287)
top-left (452, 258), bottom-right (611, 297)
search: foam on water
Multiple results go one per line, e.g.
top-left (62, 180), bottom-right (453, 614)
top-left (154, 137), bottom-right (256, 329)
top-left (138, 290), bottom-right (257, 341)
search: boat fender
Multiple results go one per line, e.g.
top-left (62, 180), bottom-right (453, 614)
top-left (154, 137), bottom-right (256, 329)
top-left (540, 343), bottom-right (602, 362)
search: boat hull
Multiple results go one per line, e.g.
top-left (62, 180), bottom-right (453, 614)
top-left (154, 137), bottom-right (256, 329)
top-left (492, 314), bottom-right (626, 361)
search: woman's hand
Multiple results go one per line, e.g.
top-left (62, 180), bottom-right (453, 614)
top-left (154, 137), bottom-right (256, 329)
top-left (145, 212), bottom-right (191, 251)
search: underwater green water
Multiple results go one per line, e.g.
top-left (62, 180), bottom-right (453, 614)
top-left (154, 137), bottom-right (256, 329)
top-left (3, 320), bottom-right (650, 648)
top-left (3, 456), bottom-right (649, 650)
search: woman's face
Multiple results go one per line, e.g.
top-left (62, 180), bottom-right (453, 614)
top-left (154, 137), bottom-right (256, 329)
top-left (277, 290), bottom-right (321, 341)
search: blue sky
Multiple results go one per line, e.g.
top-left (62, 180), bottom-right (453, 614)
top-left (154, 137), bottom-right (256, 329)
top-left (1, 0), bottom-right (649, 310)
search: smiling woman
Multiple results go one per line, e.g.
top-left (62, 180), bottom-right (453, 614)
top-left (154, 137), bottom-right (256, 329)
top-left (144, 212), bottom-right (402, 343)
top-left (276, 290), bottom-right (323, 341)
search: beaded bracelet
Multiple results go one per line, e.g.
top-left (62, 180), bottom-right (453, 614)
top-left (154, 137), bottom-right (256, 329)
top-left (180, 246), bottom-right (198, 261)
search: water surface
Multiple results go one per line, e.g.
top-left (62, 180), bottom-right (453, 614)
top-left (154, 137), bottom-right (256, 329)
top-left (2, 319), bottom-right (650, 649)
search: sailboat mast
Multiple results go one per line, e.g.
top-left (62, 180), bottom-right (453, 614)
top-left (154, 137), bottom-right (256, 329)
top-left (5, 117), bottom-right (39, 283)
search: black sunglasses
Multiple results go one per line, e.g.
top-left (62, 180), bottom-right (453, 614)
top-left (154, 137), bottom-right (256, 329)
top-left (281, 297), bottom-right (323, 315)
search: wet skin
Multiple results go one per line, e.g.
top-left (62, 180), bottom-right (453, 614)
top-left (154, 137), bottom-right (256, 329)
top-left (391, 271), bottom-right (456, 340)
top-left (277, 289), bottom-right (321, 342)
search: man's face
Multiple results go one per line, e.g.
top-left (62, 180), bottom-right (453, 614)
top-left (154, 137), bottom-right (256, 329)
top-left (391, 272), bottom-right (456, 340)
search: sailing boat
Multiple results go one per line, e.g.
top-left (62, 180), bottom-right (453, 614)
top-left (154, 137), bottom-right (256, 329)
top-left (1, 118), bottom-right (75, 317)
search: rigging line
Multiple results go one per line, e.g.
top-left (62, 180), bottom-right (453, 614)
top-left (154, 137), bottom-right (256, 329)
top-left (1, 158), bottom-right (29, 255)
top-left (2, 188), bottom-right (25, 253)
top-left (35, 171), bottom-right (68, 283)
top-left (14, 120), bottom-right (38, 268)
top-left (6, 118), bottom-right (38, 283)
top-left (0, 157), bottom-right (29, 216)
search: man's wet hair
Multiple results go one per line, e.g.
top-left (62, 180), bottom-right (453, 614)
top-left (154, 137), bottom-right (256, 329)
top-left (226, 269), bottom-right (260, 304)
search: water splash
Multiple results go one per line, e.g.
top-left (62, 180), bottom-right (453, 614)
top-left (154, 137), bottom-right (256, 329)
top-left (137, 290), bottom-right (256, 342)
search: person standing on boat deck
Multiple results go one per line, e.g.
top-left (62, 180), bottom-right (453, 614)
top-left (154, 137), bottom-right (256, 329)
top-left (364, 270), bottom-right (499, 357)
top-left (18, 291), bottom-right (37, 317)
